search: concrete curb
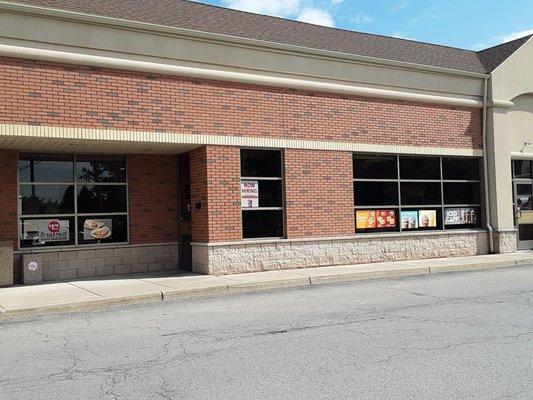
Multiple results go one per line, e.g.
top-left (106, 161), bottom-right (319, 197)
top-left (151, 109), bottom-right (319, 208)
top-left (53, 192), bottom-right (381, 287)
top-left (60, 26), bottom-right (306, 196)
top-left (1, 253), bottom-right (532, 319)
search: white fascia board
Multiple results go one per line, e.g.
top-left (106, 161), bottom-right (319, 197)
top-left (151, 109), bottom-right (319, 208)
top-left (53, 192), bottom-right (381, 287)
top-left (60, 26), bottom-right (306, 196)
top-left (0, 44), bottom-right (483, 108)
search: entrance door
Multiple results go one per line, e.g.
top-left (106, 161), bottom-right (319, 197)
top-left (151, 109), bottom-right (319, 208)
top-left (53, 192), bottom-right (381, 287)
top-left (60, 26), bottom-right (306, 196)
top-left (178, 152), bottom-right (192, 270)
top-left (512, 160), bottom-right (533, 250)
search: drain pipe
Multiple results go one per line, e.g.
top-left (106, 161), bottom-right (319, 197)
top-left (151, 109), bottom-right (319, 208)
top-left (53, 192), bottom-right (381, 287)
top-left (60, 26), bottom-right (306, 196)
top-left (482, 77), bottom-right (495, 253)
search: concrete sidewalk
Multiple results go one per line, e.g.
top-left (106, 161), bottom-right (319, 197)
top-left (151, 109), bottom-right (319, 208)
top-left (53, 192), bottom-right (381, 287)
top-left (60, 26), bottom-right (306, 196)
top-left (1, 251), bottom-right (533, 318)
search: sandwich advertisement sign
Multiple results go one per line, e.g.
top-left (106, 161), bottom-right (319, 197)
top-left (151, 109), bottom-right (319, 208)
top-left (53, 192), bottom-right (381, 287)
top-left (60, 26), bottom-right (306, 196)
top-left (83, 219), bottom-right (112, 240)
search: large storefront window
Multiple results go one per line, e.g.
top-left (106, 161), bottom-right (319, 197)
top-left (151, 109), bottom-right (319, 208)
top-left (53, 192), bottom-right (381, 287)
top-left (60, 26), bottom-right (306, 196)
top-left (240, 149), bottom-right (284, 238)
top-left (354, 154), bottom-right (482, 233)
top-left (18, 154), bottom-right (128, 248)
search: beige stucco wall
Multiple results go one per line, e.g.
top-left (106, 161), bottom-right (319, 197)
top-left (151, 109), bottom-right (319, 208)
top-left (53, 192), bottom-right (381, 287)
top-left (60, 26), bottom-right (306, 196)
top-left (0, 5), bottom-right (484, 103)
top-left (486, 37), bottom-right (533, 231)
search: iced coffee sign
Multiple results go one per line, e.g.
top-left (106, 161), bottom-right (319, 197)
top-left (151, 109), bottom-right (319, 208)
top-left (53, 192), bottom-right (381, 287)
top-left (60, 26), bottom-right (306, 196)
top-left (445, 208), bottom-right (478, 225)
top-left (241, 180), bottom-right (259, 208)
top-left (22, 219), bottom-right (69, 243)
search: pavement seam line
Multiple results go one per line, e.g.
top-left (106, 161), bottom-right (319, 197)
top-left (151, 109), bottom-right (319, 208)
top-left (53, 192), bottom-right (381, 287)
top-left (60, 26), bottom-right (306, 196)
top-left (64, 281), bottom-right (105, 298)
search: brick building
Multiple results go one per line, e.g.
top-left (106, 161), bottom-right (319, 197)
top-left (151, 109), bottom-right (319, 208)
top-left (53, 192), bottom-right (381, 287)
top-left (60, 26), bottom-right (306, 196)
top-left (0, 0), bottom-right (532, 285)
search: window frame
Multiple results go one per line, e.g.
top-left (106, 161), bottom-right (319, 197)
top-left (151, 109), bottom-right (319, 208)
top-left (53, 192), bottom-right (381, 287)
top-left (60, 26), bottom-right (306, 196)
top-left (240, 148), bottom-right (285, 239)
top-left (18, 153), bottom-right (129, 249)
top-left (354, 154), bottom-right (482, 233)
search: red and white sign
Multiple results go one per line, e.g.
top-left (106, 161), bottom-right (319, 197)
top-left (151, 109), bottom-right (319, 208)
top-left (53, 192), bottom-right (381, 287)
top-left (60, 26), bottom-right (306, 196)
top-left (241, 180), bottom-right (259, 208)
top-left (22, 219), bottom-right (69, 243)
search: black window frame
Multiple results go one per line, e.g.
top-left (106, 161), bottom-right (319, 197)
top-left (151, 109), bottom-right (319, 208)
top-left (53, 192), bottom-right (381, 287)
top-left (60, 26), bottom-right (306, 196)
top-left (18, 153), bottom-right (128, 248)
top-left (240, 148), bottom-right (284, 239)
top-left (354, 154), bottom-right (482, 233)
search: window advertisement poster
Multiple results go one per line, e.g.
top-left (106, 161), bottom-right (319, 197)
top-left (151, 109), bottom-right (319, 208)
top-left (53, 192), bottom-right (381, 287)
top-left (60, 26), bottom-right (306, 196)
top-left (241, 180), bottom-right (259, 208)
top-left (83, 219), bottom-right (112, 240)
top-left (22, 219), bottom-right (69, 243)
top-left (418, 209), bottom-right (437, 228)
top-left (376, 209), bottom-right (396, 228)
top-left (445, 207), bottom-right (478, 225)
top-left (400, 211), bottom-right (418, 229)
top-left (356, 210), bottom-right (377, 229)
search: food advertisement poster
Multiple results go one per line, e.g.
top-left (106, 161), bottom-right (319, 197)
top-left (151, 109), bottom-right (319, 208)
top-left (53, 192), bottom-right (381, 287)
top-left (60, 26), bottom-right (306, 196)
top-left (400, 211), bottom-right (418, 229)
top-left (445, 208), bottom-right (478, 225)
top-left (23, 219), bottom-right (69, 243)
top-left (376, 210), bottom-right (396, 228)
top-left (356, 210), bottom-right (376, 229)
top-left (83, 219), bottom-right (112, 240)
top-left (418, 209), bottom-right (437, 228)
top-left (241, 180), bottom-right (259, 208)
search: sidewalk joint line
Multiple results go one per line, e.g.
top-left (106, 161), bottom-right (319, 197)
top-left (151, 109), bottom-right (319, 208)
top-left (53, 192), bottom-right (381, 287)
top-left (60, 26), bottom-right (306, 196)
top-left (64, 281), bottom-right (105, 298)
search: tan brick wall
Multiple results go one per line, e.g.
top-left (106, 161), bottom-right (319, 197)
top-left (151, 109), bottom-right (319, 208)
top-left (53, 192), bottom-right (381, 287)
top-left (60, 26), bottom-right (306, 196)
top-left (0, 149), bottom-right (18, 248)
top-left (0, 57), bottom-right (482, 150)
top-left (190, 145), bottom-right (241, 242)
top-left (127, 154), bottom-right (179, 244)
top-left (285, 149), bottom-right (355, 238)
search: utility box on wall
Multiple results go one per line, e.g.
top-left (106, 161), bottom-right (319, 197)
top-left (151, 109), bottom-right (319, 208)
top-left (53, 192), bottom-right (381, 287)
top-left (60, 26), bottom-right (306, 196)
top-left (21, 254), bottom-right (43, 285)
top-left (0, 242), bottom-right (13, 287)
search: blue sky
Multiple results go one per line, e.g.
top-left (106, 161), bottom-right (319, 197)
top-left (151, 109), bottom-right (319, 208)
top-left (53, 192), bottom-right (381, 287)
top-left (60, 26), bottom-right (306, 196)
top-left (193, 0), bottom-right (533, 50)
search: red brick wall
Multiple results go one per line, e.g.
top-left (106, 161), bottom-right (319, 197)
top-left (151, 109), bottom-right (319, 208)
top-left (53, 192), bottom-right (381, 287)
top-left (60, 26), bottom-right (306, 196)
top-left (285, 149), bottom-right (355, 238)
top-left (128, 154), bottom-right (179, 244)
top-left (0, 57), bottom-right (482, 150)
top-left (190, 146), bottom-right (241, 242)
top-left (0, 149), bottom-right (18, 248)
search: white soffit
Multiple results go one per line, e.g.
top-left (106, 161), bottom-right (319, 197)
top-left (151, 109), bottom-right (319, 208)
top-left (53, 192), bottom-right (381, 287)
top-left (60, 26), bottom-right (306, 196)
top-left (0, 124), bottom-right (483, 157)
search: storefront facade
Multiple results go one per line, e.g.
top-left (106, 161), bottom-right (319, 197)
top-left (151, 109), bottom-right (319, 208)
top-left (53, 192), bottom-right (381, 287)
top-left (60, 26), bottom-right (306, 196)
top-left (0, 0), bottom-right (531, 284)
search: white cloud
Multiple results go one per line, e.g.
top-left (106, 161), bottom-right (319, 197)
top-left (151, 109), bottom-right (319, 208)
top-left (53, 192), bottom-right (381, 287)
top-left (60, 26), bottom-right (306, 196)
top-left (297, 7), bottom-right (335, 27)
top-left (222, 0), bottom-right (301, 17)
top-left (500, 28), bottom-right (533, 43)
top-left (331, 0), bottom-right (344, 4)
top-left (391, 0), bottom-right (407, 14)
top-left (351, 14), bottom-right (373, 24)
top-left (392, 32), bottom-right (416, 41)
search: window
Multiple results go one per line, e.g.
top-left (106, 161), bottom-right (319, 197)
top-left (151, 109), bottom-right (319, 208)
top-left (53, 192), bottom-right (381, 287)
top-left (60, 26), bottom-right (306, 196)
top-left (241, 149), bottom-right (283, 239)
top-left (354, 154), bottom-right (482, 233)
top-left (18, 154), bottom-right (128, 248)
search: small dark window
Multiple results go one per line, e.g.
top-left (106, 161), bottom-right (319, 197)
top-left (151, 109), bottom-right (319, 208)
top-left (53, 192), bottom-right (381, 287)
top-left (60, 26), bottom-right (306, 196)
top-left (518, 224), bottom-right (533, 241)
top-left (77, 185), bottom-right (128, 213)
top-left (241, 149), bottom-right (282, 177)
top-left (400, 157), bottom-right (440, 180)
top-left (400, 182), bottom-right (441, 205)
top-left (243, 210), bottom-right (284, 239)
top-left (513, 160), bottom-right (532, 179)
top-left (443, 182), bottom-right (481, 205)
top-left (20, 185), bottom-right (75, 215)
top-left (241, 149), bottom-right (284, 238)
top-left (76, 155), bottom-right (126, 182)
top-left (19, 154), bottom-right (73, 183)
top-left (516, 184), bottom-right (533, 210)
top-left (353, 154), bottom-right (397, 179)
top-left (354, 181), bottom-right (399, 206)
top-left (256, 180), bottom-right (283, 208)
top-left (443, 158), bottom-right (480, 180)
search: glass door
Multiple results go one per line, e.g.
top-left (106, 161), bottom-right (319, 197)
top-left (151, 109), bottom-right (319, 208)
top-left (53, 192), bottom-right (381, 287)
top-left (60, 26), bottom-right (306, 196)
top-left (512, 160), bottom-right (533, 250)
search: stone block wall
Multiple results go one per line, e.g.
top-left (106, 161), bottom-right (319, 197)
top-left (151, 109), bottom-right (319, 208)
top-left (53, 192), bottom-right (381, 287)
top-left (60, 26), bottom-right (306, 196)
top-left (17, 243), bottom-right (179, 282)
top-left (192, 231), bottom-right (490, 275)
top-left (493, 229), bottom-right (518, 253)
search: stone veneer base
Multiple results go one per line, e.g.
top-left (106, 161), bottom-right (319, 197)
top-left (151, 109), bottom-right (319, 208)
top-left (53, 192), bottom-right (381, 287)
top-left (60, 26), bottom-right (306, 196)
top-left (14, 243), bottom-right (179, 282)
top-left (191, 230), bottom-right (516, 275)
top-left (0, 242), bottom-right (14, 287)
